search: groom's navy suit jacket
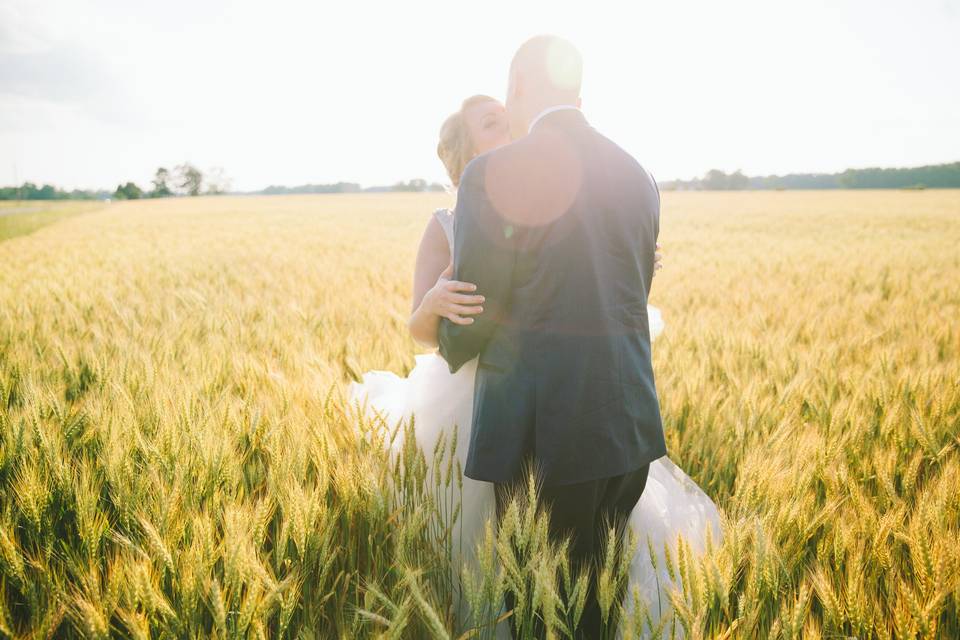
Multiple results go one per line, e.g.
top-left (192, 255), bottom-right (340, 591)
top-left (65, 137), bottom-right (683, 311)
top-left (438, 108), bottom-right (666, 487)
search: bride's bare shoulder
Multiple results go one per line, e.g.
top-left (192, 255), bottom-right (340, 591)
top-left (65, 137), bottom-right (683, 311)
top-left (411, 210), bottom-right (452, 310)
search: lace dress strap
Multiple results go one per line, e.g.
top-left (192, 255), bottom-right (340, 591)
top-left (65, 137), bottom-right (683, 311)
top-left (432, 208), bottom-right (455, 253)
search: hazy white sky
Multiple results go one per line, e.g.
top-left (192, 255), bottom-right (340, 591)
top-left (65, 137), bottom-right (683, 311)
top-left (1, 0), bottom-right (958, 191)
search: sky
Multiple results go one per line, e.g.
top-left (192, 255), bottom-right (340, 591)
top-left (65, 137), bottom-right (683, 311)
top-left (1, 0), bottom-right (958, 192)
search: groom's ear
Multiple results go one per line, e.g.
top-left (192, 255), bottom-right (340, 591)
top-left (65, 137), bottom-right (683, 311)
top-left (575, 96), bottom-right (582, 108)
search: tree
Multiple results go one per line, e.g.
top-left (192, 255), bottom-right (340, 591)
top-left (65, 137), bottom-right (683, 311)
top-left (175, 163), bottom-right (204, 196)
top-left (36, 184), bottom-right (57, 199)
top-left (150, 168), bottom-right (173, 198)
top-left (204, 167), bottom-right (231, 195)
top-left (113, 182), bottom-right (143, 200)
top-left (728, 170), bottom-right (749, 190)
top-left (702, 169), bottom-right (729, 190)
top-left (391, 179), bottom-right (428, 192)
top-left (699, 169), bottom-right (749, 190)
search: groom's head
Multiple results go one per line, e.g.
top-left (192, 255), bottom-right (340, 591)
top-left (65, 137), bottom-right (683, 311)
top-left (506, 35), bottom-right (583, 139)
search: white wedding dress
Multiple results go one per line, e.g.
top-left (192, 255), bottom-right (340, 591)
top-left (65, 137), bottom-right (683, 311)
top-left (349, 209), bottom-right (722, 639)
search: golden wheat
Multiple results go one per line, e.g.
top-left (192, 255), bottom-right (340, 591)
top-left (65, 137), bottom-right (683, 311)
top-left (0, 190), bottom-right (957, 638)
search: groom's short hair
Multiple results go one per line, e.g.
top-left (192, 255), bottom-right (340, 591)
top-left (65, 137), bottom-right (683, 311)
top-left (510, 35), bottom-right (583, 98)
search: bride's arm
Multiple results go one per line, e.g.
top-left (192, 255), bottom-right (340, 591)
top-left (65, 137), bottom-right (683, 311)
top-left (407, 217), bottom-right (485, 348)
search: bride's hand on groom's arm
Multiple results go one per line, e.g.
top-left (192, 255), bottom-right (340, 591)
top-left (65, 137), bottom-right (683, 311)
top-left (423, 262), bottom-right (485, 326)
top-left (654, 242), bottom-right (663, 275)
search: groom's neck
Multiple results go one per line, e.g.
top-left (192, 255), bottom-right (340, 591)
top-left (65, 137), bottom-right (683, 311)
top-left (523, 96), bottom-right (582, 129)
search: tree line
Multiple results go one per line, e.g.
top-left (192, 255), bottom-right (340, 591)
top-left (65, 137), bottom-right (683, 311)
top-left (0, 163), bottom-right (231, 201)
top-left (1, 174), bottom-right (445, 201)
top-left (6, 161), bottom-right (958, 200)
top-left (0, 184), bottom-right (111, 201)
top-left (660, 162), bottom-right (960, 190)
top-left (256, 179), bottom-right (446, 195)
top-left (112, 164), bottom-right (230, 200)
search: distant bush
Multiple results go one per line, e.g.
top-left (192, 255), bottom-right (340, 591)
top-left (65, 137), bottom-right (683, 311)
top-left (0, 183), bottom-right (110, 201)
top-left (658, 161), bottom-right (960, 191)
top-left (113, 182), bottom-right (143, 200)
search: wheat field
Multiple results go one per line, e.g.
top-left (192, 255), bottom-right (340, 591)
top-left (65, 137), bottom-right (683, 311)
top-left (0, 191), bottom-right (957, 639)
top-left (0, 202), bottom-right (103, 243)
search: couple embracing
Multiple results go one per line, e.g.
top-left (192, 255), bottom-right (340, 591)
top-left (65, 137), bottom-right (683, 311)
top-left (352, 35), bottom-right (720, 639)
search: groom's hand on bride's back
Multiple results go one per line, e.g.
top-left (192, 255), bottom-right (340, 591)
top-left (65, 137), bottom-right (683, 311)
top-left (424, 261), bottom-right (485, 325)
top-left (654, 242), bottom-right (663, 275)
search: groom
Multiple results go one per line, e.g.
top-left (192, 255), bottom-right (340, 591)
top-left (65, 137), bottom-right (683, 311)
top-left (439, 35), bottom-right (666, 637)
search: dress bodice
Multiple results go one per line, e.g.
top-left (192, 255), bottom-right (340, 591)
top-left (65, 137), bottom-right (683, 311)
top-left (433, 208), bottom-right (455, 254)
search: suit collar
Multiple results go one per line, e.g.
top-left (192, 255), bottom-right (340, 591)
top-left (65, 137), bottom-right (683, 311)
top-left (528, 105), bottom-right (588, 133)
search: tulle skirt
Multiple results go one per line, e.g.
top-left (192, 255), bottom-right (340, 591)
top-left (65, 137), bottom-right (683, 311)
top-left (349, 307), bottom-right (721, 638)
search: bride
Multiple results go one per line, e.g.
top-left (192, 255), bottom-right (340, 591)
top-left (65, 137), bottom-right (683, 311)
top-left (350, 95), bottom-right (721, 638)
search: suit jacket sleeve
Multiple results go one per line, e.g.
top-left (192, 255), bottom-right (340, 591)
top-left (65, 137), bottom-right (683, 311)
top-left (438, 158), bottom-right (516, 373)
top-left (643, 165), bottom-right (661, 240)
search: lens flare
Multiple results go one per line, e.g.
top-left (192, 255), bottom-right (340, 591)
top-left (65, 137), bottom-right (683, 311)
top-left (545, 40), bottom-right (583, 92)
top-left (483, 129), bottom-right (583, 231)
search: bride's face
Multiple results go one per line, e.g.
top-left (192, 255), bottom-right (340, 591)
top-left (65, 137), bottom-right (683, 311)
top-left (464, 100), bottom-right (511, 156)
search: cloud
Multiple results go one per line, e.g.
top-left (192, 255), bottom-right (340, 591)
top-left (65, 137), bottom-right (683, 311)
top-left (0, 43), bottom-right (116, 102)
top-left (0, 3), bottom-right (45, 54)
top-left (0, 0), bottom-right (146, 128)
top-left (0, 42), bottom-right (148, 129)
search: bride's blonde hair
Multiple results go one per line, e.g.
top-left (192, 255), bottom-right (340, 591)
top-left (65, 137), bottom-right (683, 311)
top-left (437, 94), bottom-right (497, 187)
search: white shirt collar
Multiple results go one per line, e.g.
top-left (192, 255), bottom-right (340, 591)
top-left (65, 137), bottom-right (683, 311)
top-left (528, 104), bottom-right (581, 134)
